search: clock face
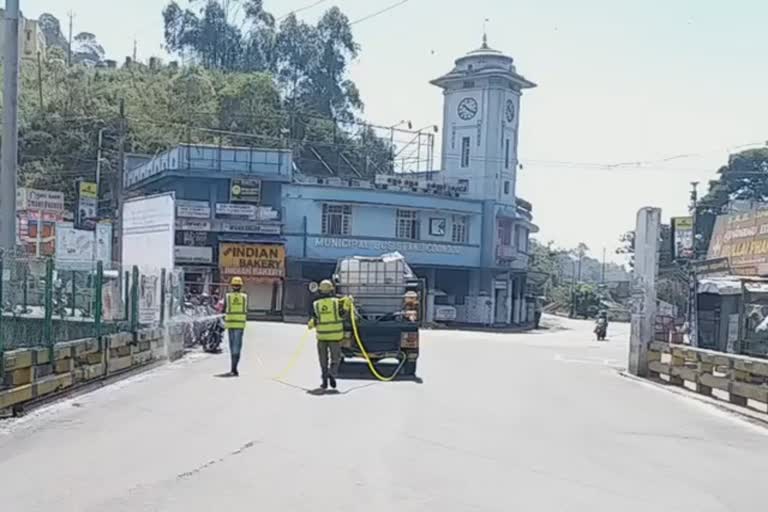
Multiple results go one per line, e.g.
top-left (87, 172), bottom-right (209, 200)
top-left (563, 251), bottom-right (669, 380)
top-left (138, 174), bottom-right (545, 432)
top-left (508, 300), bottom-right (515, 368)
top-left (505, 99), bottom-right (516, 123)
top-left (457, 97), bottom-right (478, 121)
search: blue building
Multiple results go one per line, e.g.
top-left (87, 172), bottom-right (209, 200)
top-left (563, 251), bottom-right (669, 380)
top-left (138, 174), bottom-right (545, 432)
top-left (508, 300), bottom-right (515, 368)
top-left (125, 38), bottom-right (538, 325)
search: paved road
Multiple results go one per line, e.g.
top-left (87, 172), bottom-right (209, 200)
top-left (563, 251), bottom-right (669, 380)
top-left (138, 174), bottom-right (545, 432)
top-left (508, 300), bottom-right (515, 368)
top-left (1, 318), bottom-right (766, 511)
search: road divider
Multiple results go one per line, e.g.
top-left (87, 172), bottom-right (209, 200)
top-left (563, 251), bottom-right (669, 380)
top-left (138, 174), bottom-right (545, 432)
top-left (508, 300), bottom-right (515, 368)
top-left (1, 326), bottom-right (187, 415)
top-left (648, 341), bottom-right (768, 413)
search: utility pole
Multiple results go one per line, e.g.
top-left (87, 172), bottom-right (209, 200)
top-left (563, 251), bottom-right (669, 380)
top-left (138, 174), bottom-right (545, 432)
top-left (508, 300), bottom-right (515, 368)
top-left (67, 11), bottom-right (74, 66)
top-left (132, 39), bottom-right (137, 63)
top-left (115, 99), bottom-right (126, 264)
top-left (629, 207), bottom-right (661, 376)
top-left (95, 128), bottom-right (104, 193)
top-left (569, 259), bottom-right (576, 318)
top-left (1, 0), bottom-right (21, 254)
top-left (36, 50), bottom-right (43, 110)
top-left (602, 247), bottom-right (606, 284)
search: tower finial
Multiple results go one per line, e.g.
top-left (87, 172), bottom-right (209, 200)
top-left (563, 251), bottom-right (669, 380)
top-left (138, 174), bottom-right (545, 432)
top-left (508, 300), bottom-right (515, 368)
top-left (482, 18), bottom-right (489, 48)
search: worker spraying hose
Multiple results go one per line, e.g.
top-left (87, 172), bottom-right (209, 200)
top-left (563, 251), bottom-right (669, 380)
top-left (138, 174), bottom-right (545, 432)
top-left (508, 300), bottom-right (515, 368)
top-left (307, 279), bottom-right (351, 391)
top-left (305, 253), bottom-right (421, 389)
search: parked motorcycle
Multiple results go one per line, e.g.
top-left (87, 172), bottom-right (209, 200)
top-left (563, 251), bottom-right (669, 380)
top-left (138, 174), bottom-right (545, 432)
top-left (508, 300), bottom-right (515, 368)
top-left (200, 316), bottom-right (225, 353)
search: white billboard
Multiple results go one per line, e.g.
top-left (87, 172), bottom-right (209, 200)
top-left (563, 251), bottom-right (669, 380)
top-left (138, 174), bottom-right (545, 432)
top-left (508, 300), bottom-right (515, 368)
top-left (122, 193), bottom-right (175, 324)
top-left (56, 222), bottom-right (113, 270)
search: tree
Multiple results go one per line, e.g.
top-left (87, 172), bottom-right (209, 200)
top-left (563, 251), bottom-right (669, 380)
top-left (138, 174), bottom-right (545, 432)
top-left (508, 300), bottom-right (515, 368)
top-left (697, 147), bottom-right (768, 250)
top-left (72, 32), bottom-right (106, 66)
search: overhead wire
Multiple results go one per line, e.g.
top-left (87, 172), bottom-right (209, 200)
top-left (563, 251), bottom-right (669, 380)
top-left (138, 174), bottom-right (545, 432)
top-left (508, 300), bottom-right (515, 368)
top-left (350, 0), bottom-right (411, 25)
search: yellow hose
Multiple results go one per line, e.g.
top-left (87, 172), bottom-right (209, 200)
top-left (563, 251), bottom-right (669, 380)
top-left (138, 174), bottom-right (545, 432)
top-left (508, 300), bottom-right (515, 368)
top-left (274, 297), bottom-right (405, 383)
top-left (349, 302), bottom-right (406, 382)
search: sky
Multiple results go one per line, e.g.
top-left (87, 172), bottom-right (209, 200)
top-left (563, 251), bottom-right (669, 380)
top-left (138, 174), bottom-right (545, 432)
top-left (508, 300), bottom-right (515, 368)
top-left (22, 0), bottom-right (768, 262)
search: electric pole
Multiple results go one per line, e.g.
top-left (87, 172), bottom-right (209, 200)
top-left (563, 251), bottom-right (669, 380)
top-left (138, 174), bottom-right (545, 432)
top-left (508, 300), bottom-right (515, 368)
top-left (67, 11), bottom-right (74, 66)
top-left (115, 99), bottom-right (126, 264)
top-left (1, 0), bottom-right (21, 254)
top-left (132, 39), bottom-right (137, 63)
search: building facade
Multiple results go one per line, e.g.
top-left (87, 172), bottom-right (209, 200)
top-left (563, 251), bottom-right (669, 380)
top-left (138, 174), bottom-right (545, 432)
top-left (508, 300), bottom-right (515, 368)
top-left (125, 38), bottom-right (538, 326)
top-left (0, 10), bottom-right (46, 61)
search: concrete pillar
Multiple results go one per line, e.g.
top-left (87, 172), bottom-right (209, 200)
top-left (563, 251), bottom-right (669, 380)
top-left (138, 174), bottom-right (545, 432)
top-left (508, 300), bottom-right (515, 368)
top-left (629, 207), bottom-right (661, 377)
top-left (506, 276), bottom-right (513, 324)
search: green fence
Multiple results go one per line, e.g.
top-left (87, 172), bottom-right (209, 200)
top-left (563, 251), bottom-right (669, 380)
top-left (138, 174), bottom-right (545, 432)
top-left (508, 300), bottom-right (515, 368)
top-left (0, 254), bottom-right (179, 361)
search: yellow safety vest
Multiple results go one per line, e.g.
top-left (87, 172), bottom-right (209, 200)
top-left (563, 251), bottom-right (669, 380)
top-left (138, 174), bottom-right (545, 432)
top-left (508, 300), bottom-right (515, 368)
top-left (313, 297), bottom-right (344, 342)
top-left (225, 292), bottom-right (248, 330)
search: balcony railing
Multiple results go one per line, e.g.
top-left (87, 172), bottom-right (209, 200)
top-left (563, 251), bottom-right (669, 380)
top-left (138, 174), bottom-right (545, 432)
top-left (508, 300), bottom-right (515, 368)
top-left (496, 245), bottom-right (516, 259)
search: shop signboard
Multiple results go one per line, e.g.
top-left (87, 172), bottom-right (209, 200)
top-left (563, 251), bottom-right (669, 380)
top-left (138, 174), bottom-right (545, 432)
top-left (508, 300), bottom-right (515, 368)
top-left (215, 203), bottom-right (257, 219)
top-left (671, 216), bottom-right (694, 259)
top-left (219, 243), bottom-right (285, 278)
top-left (230, 178), bottom-right (262, 203)
top-left (311, 236), bottom-right (462, 255)
top-left (176, 200), bottom-right (211, 219)
top-left (175, 219), bottom-right (211, 231)
top-left (174, 246), bottom-right (213, 264)
top-left (17, 187), bottom-right (65, 212)
top-left (75, 181), bottom-right (98, 230)
top-left (221, 221), bottom-right (281, 235)
top-left (708, 208), bottom-right (768, 275)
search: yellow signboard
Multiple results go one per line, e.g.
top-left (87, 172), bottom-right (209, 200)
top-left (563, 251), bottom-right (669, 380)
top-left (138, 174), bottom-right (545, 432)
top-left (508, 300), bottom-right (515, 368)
top-left (708, 208), bottom-right (768, 275)
top-left (79, 181), bottom-right (98, 199)
top-left (219, 243), bottom-right (285, 278)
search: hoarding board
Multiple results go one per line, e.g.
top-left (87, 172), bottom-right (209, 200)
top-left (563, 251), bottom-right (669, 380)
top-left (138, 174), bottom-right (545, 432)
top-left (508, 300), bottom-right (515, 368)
top-left (707, 208), bottom-right (768, 275)
top-left (671, 216), bottom-right (694, 259)
top-left (219, 243), bottom-right (285, 278)
top-left (122, 193), bottom-right (175, 323)
top-left (56, 222), bottom-right (112, 271)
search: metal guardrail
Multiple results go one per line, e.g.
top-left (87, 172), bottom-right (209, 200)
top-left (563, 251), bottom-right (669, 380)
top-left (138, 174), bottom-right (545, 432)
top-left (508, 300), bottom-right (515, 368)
top-left (648, 341), bottom-right (768, 412)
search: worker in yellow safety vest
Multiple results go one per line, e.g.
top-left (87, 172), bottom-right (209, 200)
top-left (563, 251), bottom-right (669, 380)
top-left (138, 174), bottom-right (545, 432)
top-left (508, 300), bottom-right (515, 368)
top-left (223, 276), bottom-right (248, 377)
top-left (308, 279), bottom-right (348, 390)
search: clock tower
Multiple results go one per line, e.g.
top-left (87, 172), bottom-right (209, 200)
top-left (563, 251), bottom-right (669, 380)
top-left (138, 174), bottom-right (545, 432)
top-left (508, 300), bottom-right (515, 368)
top-left (430, 36), bottom-right (536, 205)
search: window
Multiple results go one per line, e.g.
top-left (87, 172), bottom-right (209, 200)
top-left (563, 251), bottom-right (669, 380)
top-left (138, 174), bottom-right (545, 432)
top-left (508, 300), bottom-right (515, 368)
top-left (504, 181), bottom-right (510, 195)
top-left (461, 137), bottom-right (470, 168)
top-left (322, 204), bottom-right (351, 235)
top-left (498, 220), bottom-right (513, 246)
top-left (516, 226), bottom-right (529, 253)
top-left (452, 215), bottom-right (469, 243)
top-left (396, 209), bottom-right (420, 240)
top-left (504, 139), bottom-right (510, 169)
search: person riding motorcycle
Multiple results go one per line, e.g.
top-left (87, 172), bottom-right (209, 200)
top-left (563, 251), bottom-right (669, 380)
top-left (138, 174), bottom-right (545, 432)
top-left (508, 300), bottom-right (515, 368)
top-left (594, 311), bottom-right (608, 340)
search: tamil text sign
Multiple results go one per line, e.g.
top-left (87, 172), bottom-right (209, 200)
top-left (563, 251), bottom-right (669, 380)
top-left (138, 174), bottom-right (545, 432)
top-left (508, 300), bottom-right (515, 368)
top-left (219, 243), bottom-right (285, 277)
top-left (708, 208), bottom-right (768, 275)
top-left (311, 236), bottom-right (462, 255)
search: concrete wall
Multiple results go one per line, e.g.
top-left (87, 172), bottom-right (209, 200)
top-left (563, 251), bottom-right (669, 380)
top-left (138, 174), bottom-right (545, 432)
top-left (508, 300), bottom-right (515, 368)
top-left (1, 326), bottom-right (185, 414)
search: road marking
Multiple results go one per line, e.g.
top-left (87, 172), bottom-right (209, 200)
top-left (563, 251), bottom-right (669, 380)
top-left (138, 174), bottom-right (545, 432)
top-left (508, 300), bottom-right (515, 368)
top-left (554, 353), bottom-right (624, 368)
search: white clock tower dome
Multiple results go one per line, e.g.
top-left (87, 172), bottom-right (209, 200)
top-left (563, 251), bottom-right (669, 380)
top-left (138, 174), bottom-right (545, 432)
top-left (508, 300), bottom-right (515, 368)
top-left (431, 36), bottom-right (536, 205)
